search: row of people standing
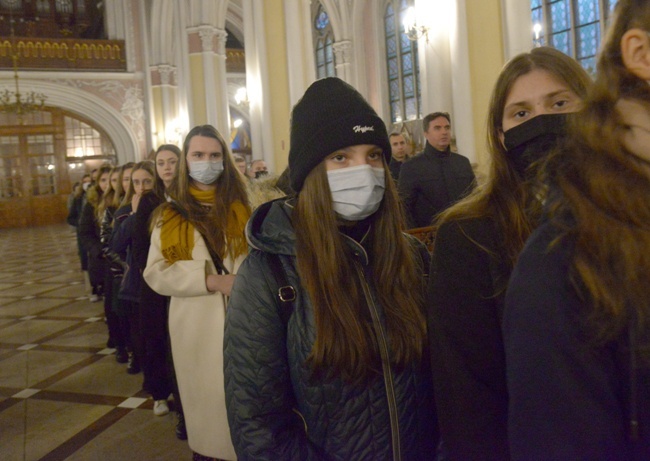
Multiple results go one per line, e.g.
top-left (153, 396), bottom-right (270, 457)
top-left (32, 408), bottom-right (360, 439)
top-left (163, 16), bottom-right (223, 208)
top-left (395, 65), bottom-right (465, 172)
top-left (121, 2), bottom-right (650, 457)
top-left (72, 152), bottom-right (188, 439)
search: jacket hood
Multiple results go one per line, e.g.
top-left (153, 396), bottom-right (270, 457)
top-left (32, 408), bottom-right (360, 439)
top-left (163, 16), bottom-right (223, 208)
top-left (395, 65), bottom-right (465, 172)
top-left (246, 198), bottom-right (296, 256)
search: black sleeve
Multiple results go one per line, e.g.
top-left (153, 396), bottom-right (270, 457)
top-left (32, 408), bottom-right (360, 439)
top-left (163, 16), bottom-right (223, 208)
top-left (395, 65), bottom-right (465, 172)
top-left (66, 197), bottom-right (82, 227)
top-left (78, 202), bottom-right (102, 259)
top-left (224, 252), bottom-right (324, 461)
top-left (132, 194), bottom-right (160, 270)
top-left (427, 219), bottom-right (510, 460)
top-left (503, 226), bottom-right (631, 461)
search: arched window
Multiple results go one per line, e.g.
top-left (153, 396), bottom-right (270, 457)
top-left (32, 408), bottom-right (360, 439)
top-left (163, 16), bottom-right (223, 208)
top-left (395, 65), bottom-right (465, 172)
top-left (531, 0), bottom-right (619, 74)
top-left (384, 0), bottom-right (421, 123)
top-left (312, 2), bottom-right (336, 79)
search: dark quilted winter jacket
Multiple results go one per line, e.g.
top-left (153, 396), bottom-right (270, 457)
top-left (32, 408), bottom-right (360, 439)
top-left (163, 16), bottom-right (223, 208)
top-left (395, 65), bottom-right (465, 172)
top-left (224, 198), bottom-right (438, 461)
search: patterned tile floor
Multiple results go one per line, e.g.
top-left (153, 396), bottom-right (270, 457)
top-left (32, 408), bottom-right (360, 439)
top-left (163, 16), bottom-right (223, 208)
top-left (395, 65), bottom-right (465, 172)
top-left (0, 224), bottom-right (191, 460)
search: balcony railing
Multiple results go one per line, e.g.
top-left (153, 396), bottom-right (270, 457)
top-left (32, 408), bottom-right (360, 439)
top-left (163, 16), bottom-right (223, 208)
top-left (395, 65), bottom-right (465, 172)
top-left (226, 49), bottom-right (245, 73)
top-left (0, 38), bottom-right (127, 72)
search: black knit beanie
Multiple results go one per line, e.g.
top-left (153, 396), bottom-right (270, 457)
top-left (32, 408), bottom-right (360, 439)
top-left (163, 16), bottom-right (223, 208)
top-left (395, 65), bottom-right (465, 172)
top-left (289, 77), bottom-right (391, 192)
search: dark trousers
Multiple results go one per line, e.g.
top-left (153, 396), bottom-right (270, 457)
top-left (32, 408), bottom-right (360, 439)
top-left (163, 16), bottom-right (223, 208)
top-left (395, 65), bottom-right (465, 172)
top-left (117, 300), bottom-right (144, 367)
top-left (140, 283), bottom-right (173, 400)
top-left (103, 271), bottom-right (125, 348)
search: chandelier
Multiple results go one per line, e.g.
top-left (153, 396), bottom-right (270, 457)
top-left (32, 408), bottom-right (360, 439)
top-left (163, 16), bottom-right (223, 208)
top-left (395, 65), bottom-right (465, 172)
top-left (402, 6), bottom-right (430, 43)
top-left (0, 6), bottom-right (47, 119)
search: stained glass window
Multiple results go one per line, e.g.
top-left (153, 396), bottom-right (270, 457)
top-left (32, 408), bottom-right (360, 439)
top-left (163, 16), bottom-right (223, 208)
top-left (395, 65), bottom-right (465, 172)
top-left (531, 0), bottom-right (619, 75)
top-left (312, 3), bottom-right (336, 78)
top-left (384, 0), bottom-right (421, 123)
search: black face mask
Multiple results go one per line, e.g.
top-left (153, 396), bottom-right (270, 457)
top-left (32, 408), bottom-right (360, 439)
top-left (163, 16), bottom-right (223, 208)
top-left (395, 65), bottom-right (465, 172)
top-left (503, 113), bottom-right (569, 177)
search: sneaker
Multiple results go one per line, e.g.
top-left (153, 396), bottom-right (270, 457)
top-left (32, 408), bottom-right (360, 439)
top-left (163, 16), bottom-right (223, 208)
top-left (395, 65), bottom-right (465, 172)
top-left (127, 353), bottom-right (140, 374)
top-left (153, 399), bottom-right (169, 416)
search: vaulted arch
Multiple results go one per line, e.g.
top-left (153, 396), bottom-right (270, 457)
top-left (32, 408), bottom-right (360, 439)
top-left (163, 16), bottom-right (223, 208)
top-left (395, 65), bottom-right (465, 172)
top-left (0, 80), bottom-right (142, 163)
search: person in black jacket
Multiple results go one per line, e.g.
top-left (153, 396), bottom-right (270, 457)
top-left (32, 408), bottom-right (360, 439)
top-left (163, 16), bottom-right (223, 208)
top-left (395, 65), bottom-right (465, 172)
top-left (224, 77), bottom-right (437, 461)
top-left (503, 2), bottom-right (650, 459)
top-left (78, 163), bottom-right (113, 302)
top-left (388, 131), bottom-right (413, 182)
top-left (398, 112), bottom-right (476, 228)
top-left (427, 47), bottom-right (592, 461)
top-left (133, 145), bottom-right (180, 424)
top-left (112, 161), bottom-right (157, 377)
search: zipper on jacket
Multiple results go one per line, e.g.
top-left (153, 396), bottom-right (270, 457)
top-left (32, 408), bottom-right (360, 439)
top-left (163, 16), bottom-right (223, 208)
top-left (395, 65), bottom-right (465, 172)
top-left (353, 259), bottom-right (402, 461)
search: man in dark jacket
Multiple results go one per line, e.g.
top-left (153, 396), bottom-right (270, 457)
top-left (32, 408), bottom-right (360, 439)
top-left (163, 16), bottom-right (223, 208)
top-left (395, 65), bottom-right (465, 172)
top-left (398, 112), bottom-right (476, 228)
top-left (388, 131), bottom-right (411, 182)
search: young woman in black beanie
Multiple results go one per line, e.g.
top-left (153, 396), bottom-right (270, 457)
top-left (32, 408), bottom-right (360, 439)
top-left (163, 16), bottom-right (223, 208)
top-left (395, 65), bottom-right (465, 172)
top-left (224, 77), bottom-right (437, 460)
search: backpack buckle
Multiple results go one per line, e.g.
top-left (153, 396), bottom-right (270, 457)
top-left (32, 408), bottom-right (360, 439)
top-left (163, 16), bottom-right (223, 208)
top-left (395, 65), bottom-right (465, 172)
top-left (278, 285), bottom-right (296, 302)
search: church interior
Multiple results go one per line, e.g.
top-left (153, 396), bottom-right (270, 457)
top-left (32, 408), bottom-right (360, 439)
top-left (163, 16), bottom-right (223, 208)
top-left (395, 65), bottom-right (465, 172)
top-left (0, 0), bottom-right (616, 458)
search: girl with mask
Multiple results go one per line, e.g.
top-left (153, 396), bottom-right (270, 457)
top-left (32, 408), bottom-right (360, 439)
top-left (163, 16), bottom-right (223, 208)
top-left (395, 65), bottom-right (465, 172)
top-left (427, 47), bottom-right (592, 461)
top-left (224, 77), bottom-right (437, 460)
top-left (144, 126), bottom-right (249, 461)
top-left (503, 1), bottom-right (650, 458)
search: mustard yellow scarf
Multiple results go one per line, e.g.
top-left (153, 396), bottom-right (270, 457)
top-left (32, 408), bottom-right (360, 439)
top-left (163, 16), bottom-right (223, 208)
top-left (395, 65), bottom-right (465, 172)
top-left (160, 187), bottom-right (249, 264)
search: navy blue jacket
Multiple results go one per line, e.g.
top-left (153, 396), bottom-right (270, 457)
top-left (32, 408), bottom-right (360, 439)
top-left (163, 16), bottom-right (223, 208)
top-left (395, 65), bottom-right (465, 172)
top-left (110, 204), bottom-right (139, 302)
top-left (504, 220), bottom-right (650, 460)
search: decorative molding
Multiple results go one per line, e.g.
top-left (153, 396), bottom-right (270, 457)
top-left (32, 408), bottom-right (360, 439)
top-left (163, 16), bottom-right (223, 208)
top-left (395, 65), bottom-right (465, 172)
top-left (198, 26), bottom-right (216, 52)
top-left (125, 0), bottom-right (137, 71)
top-left (158, 64), bottom-right (177, 85)
top-left (0, 79), bottom-right (141, 162)
top-left (47, 78), bottom-right (146, 143)
top-left (214, 29), bottom-right (228, 56)
top-left (333, 40), bottom-right (353, 64)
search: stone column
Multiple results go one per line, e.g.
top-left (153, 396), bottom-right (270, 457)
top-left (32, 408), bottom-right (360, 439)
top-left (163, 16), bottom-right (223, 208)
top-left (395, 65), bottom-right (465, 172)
top-left (333, 40), bottom-right (353, 83)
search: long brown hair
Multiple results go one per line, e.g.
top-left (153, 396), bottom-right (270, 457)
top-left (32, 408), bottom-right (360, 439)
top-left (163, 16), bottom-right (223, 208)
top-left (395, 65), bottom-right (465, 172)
top-left (121, 160), bottom-right (156, 206)
top-left (164, 125), bottom-right (250, 260)
top-left (113, 162), bottom-right (135, 208)
top-left (544, 0), bottom-right (650, 344)
top-left (89, 163), bottom-right (113, 221)
top-left (435, 47), bottom-right (592, 274)
top-left (97, 165), bottom-right (120, 220)
top-left (294, 160), bottom-right (427, 383)
top-left (153, 144), bottom-right (181, 197)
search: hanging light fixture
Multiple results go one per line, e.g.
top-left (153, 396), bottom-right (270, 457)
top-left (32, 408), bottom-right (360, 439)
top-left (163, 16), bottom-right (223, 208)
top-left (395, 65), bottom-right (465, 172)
top-left (0, 5), bottom-right (47, 120)
top-left (403, 6), bottom-right (430, 43)
top-left (234, 86), bottom-right (249, 107)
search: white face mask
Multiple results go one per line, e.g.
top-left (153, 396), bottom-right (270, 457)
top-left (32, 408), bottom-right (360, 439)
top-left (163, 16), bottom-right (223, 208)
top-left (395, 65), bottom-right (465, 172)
top-left (188, 160), bottom-right (224, 185)
top-left (326, 164), bottom-right (385, 221)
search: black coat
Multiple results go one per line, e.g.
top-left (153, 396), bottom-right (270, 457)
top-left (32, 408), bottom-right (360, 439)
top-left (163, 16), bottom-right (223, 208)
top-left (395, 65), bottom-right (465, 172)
top-left (504, 220), bottom-right (650, 460)
top-left (224, 199), bottom-right (438, 461)
top-left (398, 144), bottom-right (475, 228)
top-left (78, 201), bottom-right (106, 289)
top-left (428, 217), bottom-right (510, 461)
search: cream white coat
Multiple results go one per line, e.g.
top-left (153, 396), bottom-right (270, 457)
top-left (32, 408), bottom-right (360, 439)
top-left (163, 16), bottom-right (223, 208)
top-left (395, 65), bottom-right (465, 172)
top-left (144, 223), bottom-right (243, 460)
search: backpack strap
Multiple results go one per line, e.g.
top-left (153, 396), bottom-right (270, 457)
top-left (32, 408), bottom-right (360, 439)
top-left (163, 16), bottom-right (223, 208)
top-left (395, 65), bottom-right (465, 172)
top-left (263, 252), bottom-right (295, 326)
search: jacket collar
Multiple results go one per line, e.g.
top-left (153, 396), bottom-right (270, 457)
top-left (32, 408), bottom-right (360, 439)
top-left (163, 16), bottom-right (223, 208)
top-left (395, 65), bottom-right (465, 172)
top-left (246, 197), bottom-right (371, 265)
top-left (423, 142), bottom-right (451, 158)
